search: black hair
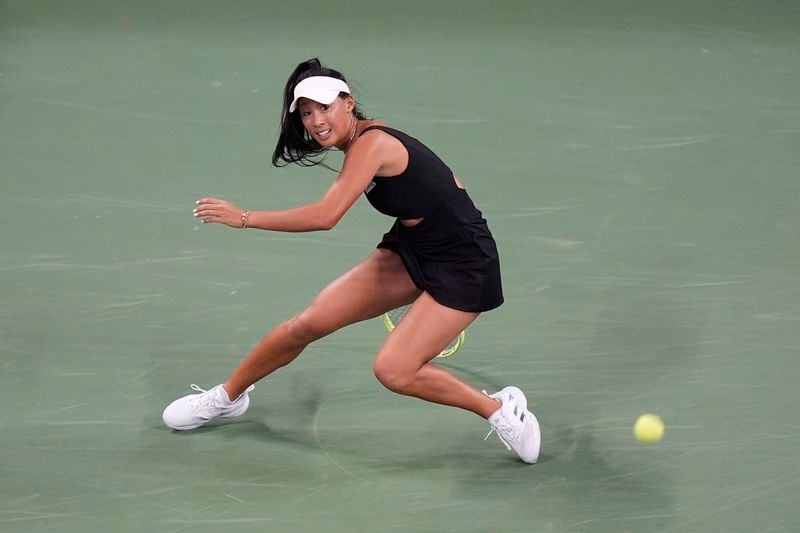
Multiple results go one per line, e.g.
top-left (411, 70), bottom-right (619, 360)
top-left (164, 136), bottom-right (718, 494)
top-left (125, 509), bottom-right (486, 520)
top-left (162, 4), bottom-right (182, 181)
top-left (272, 58), bottom-right (367, 168)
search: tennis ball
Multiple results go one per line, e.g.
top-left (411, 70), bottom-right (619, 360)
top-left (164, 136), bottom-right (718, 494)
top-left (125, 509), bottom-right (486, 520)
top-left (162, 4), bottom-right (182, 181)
top-left (634, 414), bottom-right (664, 443)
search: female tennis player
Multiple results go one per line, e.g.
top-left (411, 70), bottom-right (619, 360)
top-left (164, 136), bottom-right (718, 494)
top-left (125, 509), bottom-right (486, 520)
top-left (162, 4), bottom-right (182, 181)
top-left (162, 58), bottom-right (540, 463)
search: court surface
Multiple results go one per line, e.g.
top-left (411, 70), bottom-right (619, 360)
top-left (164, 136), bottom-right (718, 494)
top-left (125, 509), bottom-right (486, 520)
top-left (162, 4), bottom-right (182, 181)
top-left (2, 1), bottom-right (799, 531)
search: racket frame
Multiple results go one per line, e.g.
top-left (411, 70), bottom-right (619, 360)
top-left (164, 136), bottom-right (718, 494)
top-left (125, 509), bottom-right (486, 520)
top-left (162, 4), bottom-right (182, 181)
top-left (381, 307), bottom-right (465, 358)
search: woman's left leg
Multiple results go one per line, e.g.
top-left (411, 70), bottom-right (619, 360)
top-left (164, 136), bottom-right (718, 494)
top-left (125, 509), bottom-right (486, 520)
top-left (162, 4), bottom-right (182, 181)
top-left (372, 292), bottom-right (500, 419)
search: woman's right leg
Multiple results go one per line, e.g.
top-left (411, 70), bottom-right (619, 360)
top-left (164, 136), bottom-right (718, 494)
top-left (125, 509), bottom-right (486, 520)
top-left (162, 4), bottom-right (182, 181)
top-left (223, 248), bottom-right (420, 398)
top-left (163, 249), bottom-right (419, 430)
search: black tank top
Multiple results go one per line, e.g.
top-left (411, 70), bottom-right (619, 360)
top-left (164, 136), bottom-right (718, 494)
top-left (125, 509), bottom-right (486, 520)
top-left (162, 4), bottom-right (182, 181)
top-left (360, 126), bottom-right (464, 219)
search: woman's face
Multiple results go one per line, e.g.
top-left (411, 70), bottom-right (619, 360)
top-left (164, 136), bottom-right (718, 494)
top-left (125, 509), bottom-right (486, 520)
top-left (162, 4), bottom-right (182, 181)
top-left (297, 95), bottom-right (355, 150)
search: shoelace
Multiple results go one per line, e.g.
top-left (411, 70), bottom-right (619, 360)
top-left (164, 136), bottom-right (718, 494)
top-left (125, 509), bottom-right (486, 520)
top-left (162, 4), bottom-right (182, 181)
top-left (485, 417), bottom-right (522, 451)
top-left (187, 384), bottom-right (223, 409)
top-left (483, 391), bottom-right (523, 451)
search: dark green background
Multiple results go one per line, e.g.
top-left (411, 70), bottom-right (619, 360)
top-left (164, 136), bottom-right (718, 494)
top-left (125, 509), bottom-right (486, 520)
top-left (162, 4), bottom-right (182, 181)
top-left (2, 1), bottom-right (799, 531)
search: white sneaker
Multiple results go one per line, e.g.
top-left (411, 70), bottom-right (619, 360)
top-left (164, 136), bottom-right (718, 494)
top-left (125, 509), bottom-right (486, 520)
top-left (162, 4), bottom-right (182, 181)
top-left (162, 384), bottom-right (254, 430)
top-left (484, 387), bottom-right (540, 464)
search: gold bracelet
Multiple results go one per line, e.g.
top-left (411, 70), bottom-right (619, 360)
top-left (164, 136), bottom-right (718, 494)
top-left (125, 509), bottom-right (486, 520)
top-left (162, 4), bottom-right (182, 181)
top-left (241, 210), bottom-right (250, 229)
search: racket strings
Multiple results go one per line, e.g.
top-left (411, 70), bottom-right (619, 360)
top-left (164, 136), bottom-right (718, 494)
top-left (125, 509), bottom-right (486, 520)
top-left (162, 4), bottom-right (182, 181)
top-left (385, 307), bottom-right (408, 327)
top-left (382, 304), bottom-right (464, 358)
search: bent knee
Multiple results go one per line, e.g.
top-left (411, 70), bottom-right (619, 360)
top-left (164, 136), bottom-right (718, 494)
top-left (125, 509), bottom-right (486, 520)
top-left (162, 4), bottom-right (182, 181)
top-left (373, 359), bottom-right (415, 394)
top-left (284, 311), bottom-right (333, 346)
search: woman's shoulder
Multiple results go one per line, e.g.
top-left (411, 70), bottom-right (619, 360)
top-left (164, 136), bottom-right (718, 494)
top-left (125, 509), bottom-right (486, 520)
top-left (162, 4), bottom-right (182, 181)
top-left (350, 121), bottom-right (409, 175)
top-left (356, 121), bottom-right (405, 148)
top-left (359, 120), bottom-right (391, 135)
top-left (358, 122), bottom-right (414, 144)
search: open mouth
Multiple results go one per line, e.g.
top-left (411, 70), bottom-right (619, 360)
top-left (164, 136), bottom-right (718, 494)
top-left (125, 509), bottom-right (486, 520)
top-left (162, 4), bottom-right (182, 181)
top-left (315, 128), bottom-right (332, 140)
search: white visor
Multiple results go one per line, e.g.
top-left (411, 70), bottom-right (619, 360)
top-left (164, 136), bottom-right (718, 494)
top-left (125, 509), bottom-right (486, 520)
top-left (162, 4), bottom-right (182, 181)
top-left (289, 76), bottom-right (351, 113)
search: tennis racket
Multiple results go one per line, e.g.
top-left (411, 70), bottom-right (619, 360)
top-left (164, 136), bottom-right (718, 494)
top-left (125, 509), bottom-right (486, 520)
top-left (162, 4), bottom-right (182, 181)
top-left (381, 305), bottom-right (465, 358)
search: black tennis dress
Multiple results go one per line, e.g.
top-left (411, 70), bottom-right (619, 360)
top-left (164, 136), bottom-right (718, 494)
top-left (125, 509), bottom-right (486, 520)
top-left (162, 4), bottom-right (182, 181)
top-left (361, 125), bottom-right (503, 313)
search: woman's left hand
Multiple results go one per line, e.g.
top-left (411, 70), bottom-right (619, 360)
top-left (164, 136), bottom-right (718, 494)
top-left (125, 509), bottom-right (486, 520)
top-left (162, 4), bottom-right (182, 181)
top-left (194, 197), bottom-right (245, 228)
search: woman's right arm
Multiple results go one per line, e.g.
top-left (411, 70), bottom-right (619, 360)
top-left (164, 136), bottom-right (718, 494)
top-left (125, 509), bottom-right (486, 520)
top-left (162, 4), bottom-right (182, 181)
top-left (194, 130), bottom-right (396, 232)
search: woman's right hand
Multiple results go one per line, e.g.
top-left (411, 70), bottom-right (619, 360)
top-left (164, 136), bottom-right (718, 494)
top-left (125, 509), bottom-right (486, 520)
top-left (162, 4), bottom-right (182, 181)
top-left (194, 197), bottom-right (246, 228)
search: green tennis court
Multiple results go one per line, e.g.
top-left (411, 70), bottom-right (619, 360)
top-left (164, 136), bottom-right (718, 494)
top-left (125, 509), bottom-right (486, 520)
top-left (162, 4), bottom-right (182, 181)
top-left (2, 1), bottom-right (799, 531)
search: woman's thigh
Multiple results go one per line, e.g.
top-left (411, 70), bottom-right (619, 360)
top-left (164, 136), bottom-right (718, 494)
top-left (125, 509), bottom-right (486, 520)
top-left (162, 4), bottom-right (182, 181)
top-left (374, 292), bottom-right (479, 371)
top-left (292, 248), bottom-right (422, 337)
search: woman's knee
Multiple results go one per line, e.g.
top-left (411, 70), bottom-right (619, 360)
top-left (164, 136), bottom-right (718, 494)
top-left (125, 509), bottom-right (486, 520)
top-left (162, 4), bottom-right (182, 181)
top-left (283, 309), bottom-right (332, 346)
top-left (373, 357), bottom-right (415, 394)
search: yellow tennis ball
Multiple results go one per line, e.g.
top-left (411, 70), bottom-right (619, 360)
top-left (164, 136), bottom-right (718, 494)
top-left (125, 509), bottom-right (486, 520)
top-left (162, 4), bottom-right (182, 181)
top-left (634, 414), bottom-right (664, 443)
